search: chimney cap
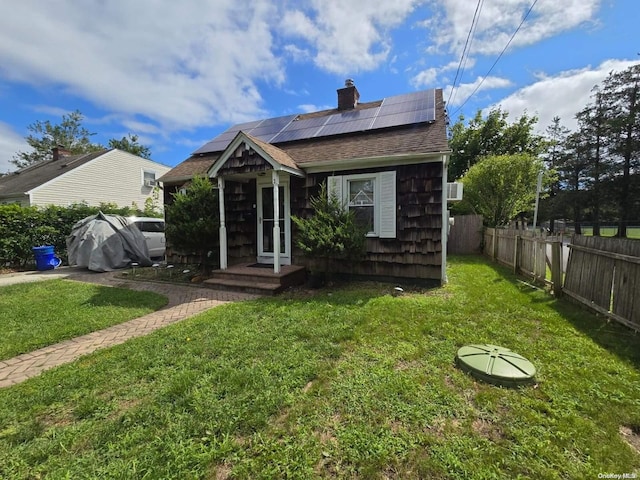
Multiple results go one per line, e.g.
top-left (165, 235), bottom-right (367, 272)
top-left (345, 78), bottom-right (355, 87)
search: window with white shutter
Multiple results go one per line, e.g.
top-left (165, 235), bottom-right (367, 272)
top-left (326, 171), bottom-right (396, 238)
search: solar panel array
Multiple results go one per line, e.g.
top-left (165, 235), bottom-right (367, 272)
top-left (193, 89), bottom-right (436, 155)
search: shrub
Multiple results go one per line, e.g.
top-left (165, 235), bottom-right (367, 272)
top-left (164, 175), bottom-right (219, 273)
top-left (292, 182), bottom-right (367, 278)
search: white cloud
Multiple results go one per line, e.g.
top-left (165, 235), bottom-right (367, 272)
top-left (446, 76), bottom-right (514, 106)
top-left (283, 44), bottom-right (311, 63)
top-left (0, 0), bottom-right (284, 131)
top-left (0, 122), bottom-right (29, 174)
top-left (424, 0), bottom-right (601, 56)
top-left (411, 60), bottom-right (470, 88)
top-left (281, 0), bottom-right (423, 74)
top-left (493, 59), bottom-right (639, 132)
top-left (411, 68), bottom-right (439, 88)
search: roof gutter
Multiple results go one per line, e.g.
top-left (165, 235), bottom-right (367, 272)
top-left (301, 150), bottom-right (451, 174)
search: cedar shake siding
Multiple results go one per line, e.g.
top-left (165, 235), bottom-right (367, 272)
top-left (288, 163), bottom-right (442, 280)
top-left (225, 179), bottom-right (258, 264)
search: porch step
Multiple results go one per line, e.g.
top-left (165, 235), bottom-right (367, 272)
top-left (203, 263), bottom-right (307, 295)
top-left (202, 277), bottom-right (282, 295)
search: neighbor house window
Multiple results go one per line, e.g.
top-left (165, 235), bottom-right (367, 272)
top-left (328, 171), bottom-right (396, 238)
top-left (143, 170), bottom-right (157, 187)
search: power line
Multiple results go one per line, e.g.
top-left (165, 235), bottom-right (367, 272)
top-left (453, 0), bottom-right (485, 106)
top-left (447, 0), bottom-right (484, 107)
top-left (450, 0), bottom-right (539, 117)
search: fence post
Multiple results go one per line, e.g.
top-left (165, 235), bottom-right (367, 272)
top-left (513, 235), bottom-right (520, 273)
top-left (492, 229), bottom-right (497, 260)
top-left (551, 241), bottom-right (563, 297)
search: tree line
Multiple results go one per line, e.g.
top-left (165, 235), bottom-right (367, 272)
top-left (449, 64), bottom-right (639, 237)
top-left (10, 110), bottom-right (152, 170)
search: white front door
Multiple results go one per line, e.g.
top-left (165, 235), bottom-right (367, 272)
top-left (257, 178), bottom-right (291, 265)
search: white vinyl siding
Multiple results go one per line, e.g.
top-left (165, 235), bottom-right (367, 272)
top-left (29, 150), bottom-right (170, 210)
top-left (327, 171), bottom-right (396, 238)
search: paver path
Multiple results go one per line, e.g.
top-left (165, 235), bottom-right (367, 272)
top-left (0, 269), bottom-right (258, 388)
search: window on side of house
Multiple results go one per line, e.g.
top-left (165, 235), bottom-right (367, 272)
top-left (327, 171), bottom-right (396, 239)
top-left (143, 170), bottom-right (157, 187)
top-left (348, 177), bottom-right (376, 234)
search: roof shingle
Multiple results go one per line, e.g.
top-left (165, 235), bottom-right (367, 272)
top-left (160, 89), bottom-right (449, 184)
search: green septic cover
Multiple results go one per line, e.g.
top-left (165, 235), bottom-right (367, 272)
top-left (456, 344), bottom-right (536, 387)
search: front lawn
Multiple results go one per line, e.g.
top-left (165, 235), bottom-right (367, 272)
top-left (0, 280), bottom-right (168, 360)
top-left (0, 257), bottom-right (639, 478)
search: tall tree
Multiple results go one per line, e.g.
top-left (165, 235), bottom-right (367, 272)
top-left (448, 108), bottom-right (543, 180)
top-left (576, 89), bottom-right (612, 236)
top-left (459, 153), bottom-right (547, 227)
top-left (561, 131), bottom-right (591, 234)
top-left (108, 134), bottom-right (152, 159)
top-left (541, 116), bottom-right (571, 232)
top-left (599, 64), bottom-right (640, 237)
top-left (11, 110), bottom-right (102, 169)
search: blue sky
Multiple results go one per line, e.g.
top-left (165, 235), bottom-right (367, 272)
top-left (0, 0), bottom-right (637, 173)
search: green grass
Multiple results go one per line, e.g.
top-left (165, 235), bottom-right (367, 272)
top-left (1, 257), bottom-right (639, 479)
top-left (579, 226), bottom-right (640, 239)
top-left (0, 280), bottom-right (168, 360)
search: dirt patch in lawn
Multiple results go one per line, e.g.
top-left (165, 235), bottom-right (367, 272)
top-left (620, 425), bottom-right (640, 454)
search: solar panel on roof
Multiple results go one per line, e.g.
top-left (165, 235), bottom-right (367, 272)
top-left (247, 115), bottom-right (296, 139)
top-left (192, 89), bottom-right (437, 154)
top-left (271, 127), bottom-right (325, 143)
top-left (193, 140), bottom-right (231, 155)
top-left (319, 118), bottom-right (375, 136)
top-left (380, 90), bottom-right (430, 105)
top-left (324, 106), bottom-right (379, 123)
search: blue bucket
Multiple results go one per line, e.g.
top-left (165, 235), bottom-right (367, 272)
top-left (32, 245), bottom-right (62, 271)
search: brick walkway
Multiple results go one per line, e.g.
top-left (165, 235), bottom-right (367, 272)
top-left (0, 269), bottom-right (258, 388)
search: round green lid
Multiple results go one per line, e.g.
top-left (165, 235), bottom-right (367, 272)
top-left (456, 344), bottom-right (536, 387)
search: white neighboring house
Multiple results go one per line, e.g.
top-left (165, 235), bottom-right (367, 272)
top-left (0, 148), bottom-right (171, 211)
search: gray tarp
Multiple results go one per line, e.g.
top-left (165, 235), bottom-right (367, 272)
top-left (66, 212), bottom-right (153, 272)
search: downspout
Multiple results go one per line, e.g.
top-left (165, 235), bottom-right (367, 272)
top-left (441, 154), bottom-right (449, 284)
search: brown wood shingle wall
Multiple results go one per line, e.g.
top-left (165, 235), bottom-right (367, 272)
top-left (290, 162), bottom-right (443, 281)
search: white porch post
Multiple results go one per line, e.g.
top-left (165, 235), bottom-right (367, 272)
top-left (272, 170), bottom-right (281, 274)
top-left (217, 176), bottom-right (227, 270)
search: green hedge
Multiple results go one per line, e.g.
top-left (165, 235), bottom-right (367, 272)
top-left (0, 203), bottom-right (151, 269)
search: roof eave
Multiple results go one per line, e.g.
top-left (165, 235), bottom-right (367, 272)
top-left (300, 150), bottom-right (451, 174)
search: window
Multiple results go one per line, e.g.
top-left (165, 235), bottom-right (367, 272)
top-left (143, 170), bottom-right (157, 187)
top-left (348, 178), bottom-right (375, 234)
top-left (328, 171), bottom-right (396, 238)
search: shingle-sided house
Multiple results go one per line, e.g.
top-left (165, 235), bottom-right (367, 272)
top-left (160, 82), bottom-right (452, 288)
top-left (0, 148), bottom-right (171, 210)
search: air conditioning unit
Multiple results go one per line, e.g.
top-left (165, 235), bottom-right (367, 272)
top-left (145, 179), bottom-right (157, 187)
top-left (447, 182), bottom-right (463, 201)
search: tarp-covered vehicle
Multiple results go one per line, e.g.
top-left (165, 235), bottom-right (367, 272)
top-left (67, 212), bottom-right (153, 272)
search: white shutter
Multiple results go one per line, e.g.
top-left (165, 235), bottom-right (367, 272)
top-left (327, 175), bottom-right (343, 202)
top-left (378, 171), bottom-right (396, 238)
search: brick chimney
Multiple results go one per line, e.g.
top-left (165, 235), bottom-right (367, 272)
top-left (337, 79), bottom-right (360, 110)
top-left (52, 145), bottom-right (72, 161)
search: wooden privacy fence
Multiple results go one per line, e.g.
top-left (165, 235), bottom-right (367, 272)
top-left (483, 228), bottom-right (640, 331)
top-left (448, 214), bottom-right (483, 254)
top-left (483, 228), bottom-right (564, 295)
top-left (563, 235), bottom-right (640, 331)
